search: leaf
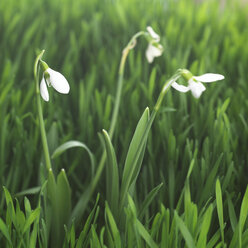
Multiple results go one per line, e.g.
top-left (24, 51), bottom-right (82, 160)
top-left (238, 185), bottom-right (248, 247)
top-left (52, 140), bottom-right (95, 176)
top-left (0, 218), bottom-right (12, 245)
top-left (174, 211), bottom-right (196, 248)
top-left (15, 186), bottom-right (41, 197)
top-left (105, 202), bottom-right (121, 248)
top-left (57, 169), bottom-right (71, 227)
top-left (102, 129), bottom-right (119, 218)
top-left (120, 107), bottom-right (149, 209)
top-left (138, 183), bottom-right (163, 219)
top-left (215, 179), bottom-right (225, 245)
top-left (23, 208), bottom-right (40, 234)
top-left (135, 219), bottom-right (158, 248)
top-left (197, 204), bottom-right (213, 248)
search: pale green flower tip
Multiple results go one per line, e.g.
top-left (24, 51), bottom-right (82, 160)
top-left (181, 69), bottom-right (193, 81)
top-left (40, 60), bottom-right (49, 72)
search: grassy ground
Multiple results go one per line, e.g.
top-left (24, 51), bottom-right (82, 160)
top-left (0, 0), bottom-right (248, 247)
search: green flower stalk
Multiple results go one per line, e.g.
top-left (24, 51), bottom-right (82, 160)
top-left (34, 50), bottom-right (70, 171)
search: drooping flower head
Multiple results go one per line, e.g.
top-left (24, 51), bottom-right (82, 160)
top-left (145, 26), bottom-right (163, 63)
top-left (40, 61), bottom-right (70, 102)
top-left (171, 69), bottom-right (224, 98)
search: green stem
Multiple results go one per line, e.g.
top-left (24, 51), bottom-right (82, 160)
top-left (34, 50), bottom-right (52, 172)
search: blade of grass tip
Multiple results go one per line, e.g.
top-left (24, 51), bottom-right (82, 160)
top-left (22, 208), bottom-right (40, 234)
top-left (57, 169), bottom-right (71, 227)
top-left (75, 194), bottom-right (100, 248)
top-left (226, 192), bottom-right (237, 232)
top-left (238, 185), bottom-right (248, 247)
top-left (138, 183), bottom-right (163, 220)
top-left (3, 186), bottom-right (16, 226)
top-left (0, 218), bottom-right (12, 246)
top-left (215, 179), bottom-right (225, 246)
top-left (196, 204), bottom-right (213, 248)
top-left (174, 211), bottom-right (196, 248)
top-left (90, 225), bottom-right (101, 247)
top-left (105, 202), bottom-right (121, 248)
top-left (135, 219), bottom-right (158, 248)
top-left (102, 129), bottom-right (119, 219)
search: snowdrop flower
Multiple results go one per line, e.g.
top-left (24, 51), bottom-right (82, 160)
top-left (146, 26), bottom-right (163, 63)
top-left (171, 70), bottom-right (224, 98)
top-left (40, 65), bottom-right (70, 102)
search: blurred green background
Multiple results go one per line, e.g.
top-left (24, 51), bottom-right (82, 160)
top-left (1, 0), bottom-right (248, 246)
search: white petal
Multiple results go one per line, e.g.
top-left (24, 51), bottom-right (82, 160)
top-left (147, 26), bottom-right (160, 42)
top-left (188, 80), bottom-right (206, 98)
top-left (40, 77), bottom-right (49, 101)
top-left (145, 44), bottom-right (163, 63)
top-left (171, 82), bottom-right (190, 93)
top-left (46, 68), bottom-right (70, 94)
top-left (193, 73), bottom-right (224, 83)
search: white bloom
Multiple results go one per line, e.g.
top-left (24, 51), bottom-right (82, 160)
top-left (145, 26), bottom-right (163, 63)
top-left (171, 73), bottom-right (224, 98)
top-left (40, 68), bottom-right (70, 102)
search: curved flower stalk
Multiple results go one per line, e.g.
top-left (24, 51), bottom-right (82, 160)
top-left (171, 69), bottom-right (224, 98)
top-left (40, 62), bottom-right (70, 102)
top-left (145, 26), bottom-right (163, 63)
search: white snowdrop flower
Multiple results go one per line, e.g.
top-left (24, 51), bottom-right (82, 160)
top-left (40, 68), bottom-right (70, 102)
top-left (145, 26), bottom-right (163, 63)
top-left (171, 72), bottom-right (224, 98)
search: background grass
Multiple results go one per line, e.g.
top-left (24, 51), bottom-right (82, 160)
top-left (1, 0), bottom-right (248, 246)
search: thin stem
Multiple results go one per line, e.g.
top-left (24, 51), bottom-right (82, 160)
top-left (34, 50), bottom-right (52, 172)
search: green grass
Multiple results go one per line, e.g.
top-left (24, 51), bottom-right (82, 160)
top-left (1, 0), bottom-right (248, 246)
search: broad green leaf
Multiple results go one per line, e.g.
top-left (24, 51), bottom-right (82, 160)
top-left (120, 107), bottom-right (149, 209)
top-left (57, 169), bottom-right (71, 226)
